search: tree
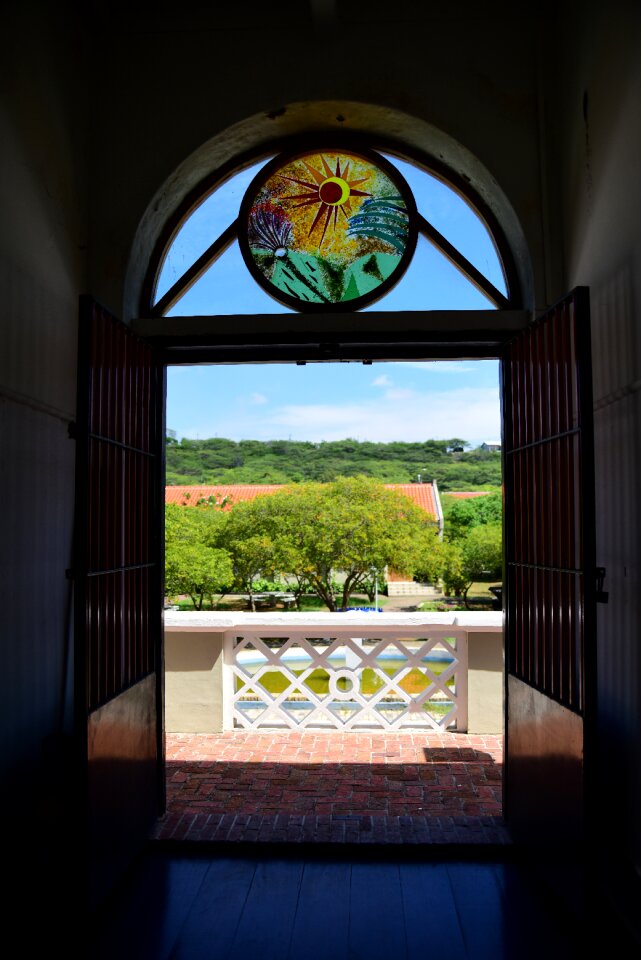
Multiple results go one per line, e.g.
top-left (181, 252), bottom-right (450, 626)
top-left (462, 523), bottom-right (502, 577)
top-left (164, 504), bottom-right (233, 609)
top-left (438, 492), bottom-right (503, 604)
top-left (442, 522), bottom-right (503, 608)
top-left (260, 477), bottom-right (442, 611)
top-left (164, 435), bottom-right (503, 487)
top-left (444, 491), bottom-right (502, 541)
top-left (438, 541), bottom-right (468, 598)
top-left (220, 501), bottom-right (281, 611)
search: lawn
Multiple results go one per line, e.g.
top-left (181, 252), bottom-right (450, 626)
top-left (174, 592), bottom-right (391, 613)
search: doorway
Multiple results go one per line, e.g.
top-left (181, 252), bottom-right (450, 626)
top-left (160, 356), bottom-right (505, 843)
top-left (76, 289), bottom-right (594, 901)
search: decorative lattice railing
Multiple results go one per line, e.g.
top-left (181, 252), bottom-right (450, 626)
top-left (223, 625), bottom-right (468, 731)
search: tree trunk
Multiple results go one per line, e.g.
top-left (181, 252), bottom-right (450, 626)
top-left (341, 574), bottom-right (358, 611)
top-left (310, 576), bottom-right (335, 611)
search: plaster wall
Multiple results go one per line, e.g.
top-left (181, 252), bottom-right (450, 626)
top-left (165, 629), bottom-right (226, 733)
top-left (467, 631), bottom-right (504, 735)
top-left (0, 3), bottom-right (86, 836)
top-left (551, 0), bottom-right (641, 873)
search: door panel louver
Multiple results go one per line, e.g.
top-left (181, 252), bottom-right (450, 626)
top-left (503, 288), bottom-right (594, 714)
top-left (77, 299), bottom-right (160, 712)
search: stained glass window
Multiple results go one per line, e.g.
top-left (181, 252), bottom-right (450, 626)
top-left (238, 148), bottom-right (417, 311)
top-left (149, 144), bottom-right (512, 316)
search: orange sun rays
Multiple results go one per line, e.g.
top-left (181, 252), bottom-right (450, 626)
top-left (277, 155), bottom-right (371, 250)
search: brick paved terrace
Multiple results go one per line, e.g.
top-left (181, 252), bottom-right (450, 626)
top-left (154, 731), bottom-right (507, 845)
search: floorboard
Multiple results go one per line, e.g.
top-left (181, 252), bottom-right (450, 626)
top-left (400, 862), bottom-right (467, 960)
top-left (169, 857), bottom-right (258, 960)
top-left (491, 861), bottom-right (575, 959)
top-left (349, 861), bottom-right (407, 960)
top-left (446, 862), bottom-right (509, 959)
top-left (90, 848), bottom-right (615, 960)
top-left (92, 853), bottom-right (210, 960)
top-left (287, 859), bottom-right (351, 960)
top-left (226, 858), bottom-right (305, 960)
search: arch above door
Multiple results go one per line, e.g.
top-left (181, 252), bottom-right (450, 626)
top-left (124, 101), bottom-right (535, 328)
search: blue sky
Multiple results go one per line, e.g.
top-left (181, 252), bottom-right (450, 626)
top-left (167, 360), bottom-right (501, 446)
top-left (163, 153), bottom-right (503, 446)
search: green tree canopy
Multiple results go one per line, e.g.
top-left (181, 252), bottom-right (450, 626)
top-left (461, 523), bottom-right (503, 581)
top-left (440, 522), bottom-right (503, 606)
top-left (253, 477), bottom-right (443, 611)
top-left (165, 435), bottom-right (502, 490)
top-left (219, 500), bottom-right (281, 610)
top-left (443, 491), bottom-right (503, 541)
top-left (166, 479), bottom-right (449, 612)
top-left (164, 503), bottom-right (233, 609)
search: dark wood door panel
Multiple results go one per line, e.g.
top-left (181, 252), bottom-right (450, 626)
top-left (503, 287), bottom-right (595, 843)
top-left (75, 296), bottom-right (164, 908)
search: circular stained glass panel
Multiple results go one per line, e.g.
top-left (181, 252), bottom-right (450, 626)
top-left (238, 147), bottom-right (417, 311)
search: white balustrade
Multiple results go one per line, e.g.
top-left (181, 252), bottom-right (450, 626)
top-left (221, 618), bottom-right (468, 732)
top-left (165, 612), bottom-right (504, 735)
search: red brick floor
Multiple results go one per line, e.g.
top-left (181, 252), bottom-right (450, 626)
top-left (155, 731), bottom-right (508, 845)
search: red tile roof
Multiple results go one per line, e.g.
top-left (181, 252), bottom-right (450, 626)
top-left (166, 483), bottom-right (437, 519)
top-left (385, 483), bottom-right (437, 518)
top-left (444, 491), bottom-right (494, 499)
top-left (165, 485), bottom-right (285, 508)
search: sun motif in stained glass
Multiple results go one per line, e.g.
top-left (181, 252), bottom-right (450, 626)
top-left (238, 147), bottom-right (417, 311)
top-left (277, 155), bottom-right (372, 250)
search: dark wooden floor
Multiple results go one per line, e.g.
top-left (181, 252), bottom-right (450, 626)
top-left (89, 846), bottom-right (598, 960)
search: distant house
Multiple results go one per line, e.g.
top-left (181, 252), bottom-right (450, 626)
top-left (165, 481), bottom-right (445, 595)
top-left (480, 440), bottom-right (501, 452)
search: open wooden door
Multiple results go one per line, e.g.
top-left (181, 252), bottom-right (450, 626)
top-left (502, 287), bottom-right (596, 844)
top-left (75, 297), bottom-right (165, 907)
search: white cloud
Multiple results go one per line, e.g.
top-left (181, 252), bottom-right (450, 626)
top-left (269, 404), bottom-right (370, 429)
top-left (384, 387), bottom-right (416, 402)
top-left (262, 386), bottom-right (500, 444)
top-left (169, 362), bottom-right (501, 445)
top-left (390, 361), bottom-right (478, 374)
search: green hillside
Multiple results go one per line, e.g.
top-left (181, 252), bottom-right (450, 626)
top-left (266, 249), bottom-right (401, 304)
top-left (165, 437), bottom-right (502, 490)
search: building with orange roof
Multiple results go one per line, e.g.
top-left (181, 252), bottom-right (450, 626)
top-left (166, 481), bottom-right (444, 596)
top-left (166, 482), bottom-right (443, 532)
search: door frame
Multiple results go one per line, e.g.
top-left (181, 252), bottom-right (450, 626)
top-left (136, 295), bottom-right (595, 842)
top-left (149, 312), bottom-right (521, 823)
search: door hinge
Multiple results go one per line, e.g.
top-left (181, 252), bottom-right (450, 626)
top-left (596, 567), bottom-right (608, 603)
